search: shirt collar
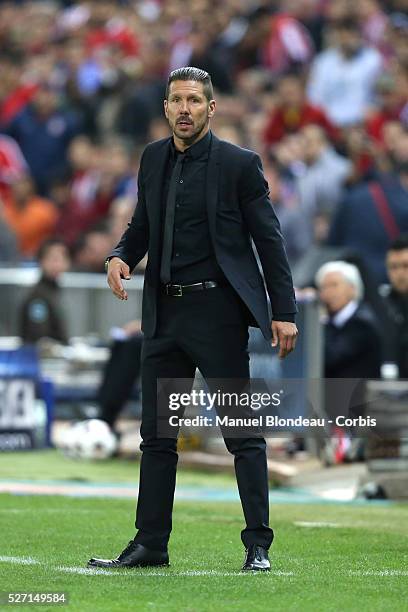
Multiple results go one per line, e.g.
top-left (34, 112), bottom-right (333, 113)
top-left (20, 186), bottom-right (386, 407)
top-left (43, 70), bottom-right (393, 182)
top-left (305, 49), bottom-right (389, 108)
top-left (331, 300), bottom-right (359, 328)
top-left (171, 129), bottom-right (211, 160)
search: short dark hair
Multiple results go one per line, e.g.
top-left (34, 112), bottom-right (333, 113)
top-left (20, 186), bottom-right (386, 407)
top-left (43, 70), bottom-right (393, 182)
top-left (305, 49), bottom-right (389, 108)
top-left (165, 67), bottom-right (214, 102)
top-left (388, 234), bottom-right (408, 252)
top-left (37, 238), bottom-right (69, 262)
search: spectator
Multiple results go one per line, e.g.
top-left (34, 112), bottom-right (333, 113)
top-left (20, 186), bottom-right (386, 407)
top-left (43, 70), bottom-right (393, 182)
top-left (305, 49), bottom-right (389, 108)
top-left (19, 238), bottom-right (70, 345)
top-left (170, 26), bottom-right (234, 93)
top-left (4, 82), bottom-right (81, 194)
top-left (307, 17), bottom-right (383, 126)
top-left (72, 227), bottom-right (113, 273)
top-left (238, 6), bottom-right (314, 75)
top-left (271, 125), bottom-right (351, 259)
top-left (297, 124), bottom-right (352, 220)
top-left (365, 69), bottom-right (408, 147)
top-left (102, 139), bottom-right (136, 199)
top-left (356, 0), bottom-right (389, 52)
top-left (328, 164), bottom-right (408, 285)
top-left (387, 12), bottom-right (408, 66)
top-left (3, 173), bottom-right (58, 259)
top-left (55, 136), bottom-right (113, 246)
top-left (116, 74), bottom-right (166, 145)
top-left (84, 1), bottom-right (140, 58)
top-left (263, 72), bottom-right (337, 146)
top-left (316, 260), bottom-right (382, 379)
top-left (263, 161), bottom-right (310, 265)
top-left (0, 0), bottom-right (406, 287)
top-left (381, 235), bottom-right (408, 378)
top-left (0, 55), bottom-right (38, 127)
top-left (0, 133), bottom-right (28, 203)
top-left (316, 260), bottom-right (382, 463)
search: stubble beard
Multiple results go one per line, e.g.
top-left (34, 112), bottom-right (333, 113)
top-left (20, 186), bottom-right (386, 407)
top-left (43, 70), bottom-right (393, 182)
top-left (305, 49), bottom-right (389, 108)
top-left (172, 116), bottom-right (209, 146)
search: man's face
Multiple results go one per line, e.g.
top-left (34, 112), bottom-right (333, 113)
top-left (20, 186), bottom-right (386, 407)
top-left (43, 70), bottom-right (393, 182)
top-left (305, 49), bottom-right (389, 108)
top-left (33, 86), bottom-right (58, 117)
top-left (337, 28), bottom-right (361, 57)
top-left (41, 245), bottom-right (70, 280)
top-left (386, 249), bottom-right (408, 294)
top-left (164, 80), bottom-right (215, 145)
top-left (278, 77), bottom-right (303, 107)
top-left (319, 271), bottom-right (356, 314)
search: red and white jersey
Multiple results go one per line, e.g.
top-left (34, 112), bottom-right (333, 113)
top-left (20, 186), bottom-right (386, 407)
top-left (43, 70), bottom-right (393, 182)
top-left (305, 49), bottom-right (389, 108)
top-left (261, 14), bottom-right (314, 73)
top-left (0, 135), bottom-right (28, 185)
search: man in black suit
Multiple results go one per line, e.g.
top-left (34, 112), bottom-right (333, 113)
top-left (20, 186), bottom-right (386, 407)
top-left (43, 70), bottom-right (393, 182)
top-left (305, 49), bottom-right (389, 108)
top-left (316, 260), bottom-right (382, 464)
top-left (88, 67), bottom-right (298, 572)
top-left (382, 235), bottom-right (408, 378)
top-left (316, 261), bottom-right (381, 380)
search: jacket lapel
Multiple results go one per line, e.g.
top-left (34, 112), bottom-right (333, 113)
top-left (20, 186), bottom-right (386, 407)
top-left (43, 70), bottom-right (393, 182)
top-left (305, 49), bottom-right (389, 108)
top-left (206, 133), bottom-right (221, 245)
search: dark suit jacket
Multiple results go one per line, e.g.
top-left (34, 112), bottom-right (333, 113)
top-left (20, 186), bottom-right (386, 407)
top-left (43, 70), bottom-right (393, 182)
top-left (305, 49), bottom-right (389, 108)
top-left (324, 303), bottom-right (382, 379)
top-left (109, 132), bottom-right (297, 339)
top-left (381, 286), bottom-right (408, 378)
top-left (327, 176), bottom-right (408, 285)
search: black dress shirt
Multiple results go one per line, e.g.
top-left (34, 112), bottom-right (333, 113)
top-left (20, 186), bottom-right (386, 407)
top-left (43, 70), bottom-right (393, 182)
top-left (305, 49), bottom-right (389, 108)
top-left (161, 130), bottom-right (226, 284)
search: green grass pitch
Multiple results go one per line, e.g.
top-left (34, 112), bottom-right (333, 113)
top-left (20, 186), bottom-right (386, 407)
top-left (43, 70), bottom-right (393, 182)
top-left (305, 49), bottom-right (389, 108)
top-left (0, 452), bottom-right (407, 611)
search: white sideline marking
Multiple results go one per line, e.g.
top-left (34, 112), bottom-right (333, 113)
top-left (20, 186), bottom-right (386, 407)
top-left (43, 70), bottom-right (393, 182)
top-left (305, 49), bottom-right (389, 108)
top-left (58, 566), bottom-right (122, 576)
top-left (0, 508), bottom-right (96, 514)
top-left (294, 521), bottom-right (343, 528)
top-left (3, 557), bottom-right (407, 578)
top-left (349, 570), bottom-right (408, 577)
top-left (0, 556), bottom-right (293, 577)
top-left (57, 566), bottom-right (294, 577)
top-left (0, 556), bottom-right (40, 565)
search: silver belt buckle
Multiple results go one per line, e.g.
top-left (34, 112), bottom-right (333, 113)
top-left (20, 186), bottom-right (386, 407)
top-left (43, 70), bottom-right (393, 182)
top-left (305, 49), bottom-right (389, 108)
top-left (173, 284), bottom-right (183, 297)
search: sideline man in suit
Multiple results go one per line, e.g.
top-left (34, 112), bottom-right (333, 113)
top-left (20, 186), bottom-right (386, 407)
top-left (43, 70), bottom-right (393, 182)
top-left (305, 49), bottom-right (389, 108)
top-left (316, 261), bottom-right (381, 464)
top-left (316, 261), bottom-right (381, 380)
top-left (88, 67), bottom-right (298, 572)
top-left (382, 235), bottom-right (408, 378)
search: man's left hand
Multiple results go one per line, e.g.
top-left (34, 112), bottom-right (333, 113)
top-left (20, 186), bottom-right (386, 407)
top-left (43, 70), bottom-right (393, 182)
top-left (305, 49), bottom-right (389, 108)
top-left (271, 321), bottom-right (298, 359)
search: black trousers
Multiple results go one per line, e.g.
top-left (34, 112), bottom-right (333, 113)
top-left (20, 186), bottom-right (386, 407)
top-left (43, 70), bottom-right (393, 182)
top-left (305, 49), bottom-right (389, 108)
top-left (134, 285), bottom-right (274, 551)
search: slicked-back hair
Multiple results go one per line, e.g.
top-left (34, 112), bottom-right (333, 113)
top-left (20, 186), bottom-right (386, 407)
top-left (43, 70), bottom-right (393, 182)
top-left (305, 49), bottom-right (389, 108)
top-left (165, 67), bottom-right (214, 102)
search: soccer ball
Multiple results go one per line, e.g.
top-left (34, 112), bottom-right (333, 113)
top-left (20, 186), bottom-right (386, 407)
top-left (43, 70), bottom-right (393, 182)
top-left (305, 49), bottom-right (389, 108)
top-left (60, 419), bottom-right (118, 460)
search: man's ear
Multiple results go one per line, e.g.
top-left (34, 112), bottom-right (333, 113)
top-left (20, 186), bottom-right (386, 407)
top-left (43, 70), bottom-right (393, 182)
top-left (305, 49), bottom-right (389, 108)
top-left (208, 100), bottom-right (216, 118)
top-left (164, 99), bottom-right (168, 118)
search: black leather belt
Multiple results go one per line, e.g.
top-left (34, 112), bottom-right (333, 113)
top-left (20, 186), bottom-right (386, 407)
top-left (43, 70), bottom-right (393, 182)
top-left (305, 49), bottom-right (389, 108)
top-left (162, 280), bottom-right (226, 297)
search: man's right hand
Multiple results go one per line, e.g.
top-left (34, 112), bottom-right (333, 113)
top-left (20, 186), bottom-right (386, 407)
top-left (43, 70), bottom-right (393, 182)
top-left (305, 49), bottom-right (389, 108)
top-left (107, 257), bottom-right (131, 300)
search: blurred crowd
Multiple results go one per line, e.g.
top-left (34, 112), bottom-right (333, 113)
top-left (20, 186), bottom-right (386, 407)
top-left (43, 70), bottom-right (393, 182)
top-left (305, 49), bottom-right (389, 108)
top-left (0, 0), bottom-right (407, 282)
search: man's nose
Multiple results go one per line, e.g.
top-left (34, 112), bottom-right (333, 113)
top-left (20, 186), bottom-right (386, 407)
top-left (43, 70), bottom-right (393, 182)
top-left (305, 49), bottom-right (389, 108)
top-left (179, 100), bottom-right (190, 113)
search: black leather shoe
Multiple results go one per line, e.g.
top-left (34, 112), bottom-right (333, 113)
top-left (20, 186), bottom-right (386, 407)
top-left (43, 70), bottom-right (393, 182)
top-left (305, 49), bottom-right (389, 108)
top-left (241, 545), bottom-right (270, 572)
top-left (87, 541), bottom-right (169, 569)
